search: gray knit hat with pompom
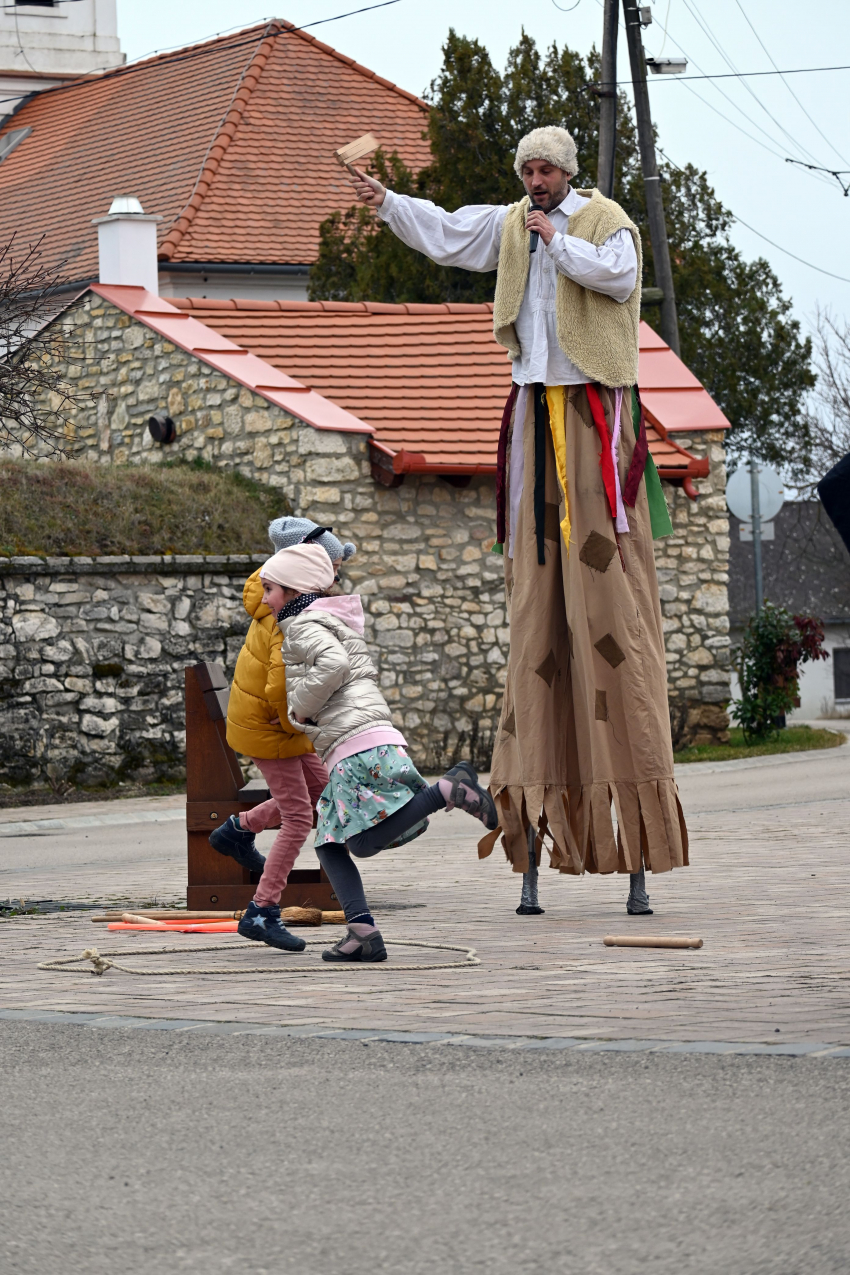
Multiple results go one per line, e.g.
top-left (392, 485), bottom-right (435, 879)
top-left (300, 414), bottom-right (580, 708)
top-left (267, 516), bottom-right (356, 563)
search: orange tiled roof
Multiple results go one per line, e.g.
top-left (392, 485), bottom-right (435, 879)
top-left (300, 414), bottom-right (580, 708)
top-left (0, 21), bottom-right (430, 278)
top-left (167, 297), bottom-right (728, 477)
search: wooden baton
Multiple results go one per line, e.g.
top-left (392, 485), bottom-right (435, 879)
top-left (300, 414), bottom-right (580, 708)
top-left (603, 935), bottom-right (703, 949)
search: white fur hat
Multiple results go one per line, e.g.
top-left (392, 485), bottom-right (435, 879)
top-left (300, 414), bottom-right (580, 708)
top-left (513, 126), bottom-right (579, 179)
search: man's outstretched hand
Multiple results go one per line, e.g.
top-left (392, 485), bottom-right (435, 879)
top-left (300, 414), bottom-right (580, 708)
top-left (348, 165), bottom-right (386, 208)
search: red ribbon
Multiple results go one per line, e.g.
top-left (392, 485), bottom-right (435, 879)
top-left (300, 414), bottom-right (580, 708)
top-left (585, 384), bottom-right (618, 523)
top-left (623, 385), bottom-right (648, 507)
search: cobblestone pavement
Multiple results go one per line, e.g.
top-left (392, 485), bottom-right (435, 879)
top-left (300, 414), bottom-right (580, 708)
top-left (1, 745), bottom-right (848, 1046)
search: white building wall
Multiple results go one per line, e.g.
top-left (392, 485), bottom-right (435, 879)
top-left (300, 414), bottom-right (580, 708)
top-left (729, 622), bottom-right (850, 721)
top-left (0, 0), bottom-right (123, 117)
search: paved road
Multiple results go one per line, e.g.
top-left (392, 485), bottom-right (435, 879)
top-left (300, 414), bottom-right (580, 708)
top-left (1, 1020), bottom-right (848, 1275)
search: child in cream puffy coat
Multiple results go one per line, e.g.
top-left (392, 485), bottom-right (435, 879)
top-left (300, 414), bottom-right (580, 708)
top-left (263, 543), bottom-right (497, 964)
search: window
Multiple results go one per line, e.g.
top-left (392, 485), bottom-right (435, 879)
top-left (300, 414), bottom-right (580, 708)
top-left (0, 128), bottom-right (32, 164)
top-left (834, 649), bottom-right (850, 702)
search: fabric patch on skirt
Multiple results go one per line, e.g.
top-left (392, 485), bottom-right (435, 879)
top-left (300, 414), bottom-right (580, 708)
top-left (594, 633), bottom-right (626, 668)
top-left (580, 530), bottom-right (618, 574)
top-left (315, 744), bottom-right (429, 848)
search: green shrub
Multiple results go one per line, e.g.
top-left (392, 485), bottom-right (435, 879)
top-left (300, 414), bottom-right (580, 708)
top-left (0, 459), bottom-right (291, 557)
top-left (731, 602), bottom-right (828, 742)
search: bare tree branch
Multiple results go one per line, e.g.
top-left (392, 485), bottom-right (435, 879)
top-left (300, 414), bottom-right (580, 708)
top-left (0, 235), bottom-right (101, 457)
top-left (802, 306), bottom-right (850, 495)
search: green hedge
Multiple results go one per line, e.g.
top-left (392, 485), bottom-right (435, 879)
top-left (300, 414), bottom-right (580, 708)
top-left (0, 460), bottom-right (291, 557)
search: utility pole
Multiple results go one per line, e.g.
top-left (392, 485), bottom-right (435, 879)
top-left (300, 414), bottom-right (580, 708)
top-left (597, 0), bottom-right (619, 198)
top-left (749, 457), bottom-right (764, 613)
top-left (621, 0), bottom-right (681, 355)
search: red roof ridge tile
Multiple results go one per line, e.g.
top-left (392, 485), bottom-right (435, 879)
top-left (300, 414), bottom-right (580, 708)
top-left (318, 300), bottom-right (369, 312)
top-left (158, 25), bottom-right (279, 262)
top-left (92, 283), bottom-right (372, 436)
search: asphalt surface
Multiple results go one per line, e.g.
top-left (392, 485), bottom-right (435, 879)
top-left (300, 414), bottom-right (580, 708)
top-left (1, 1021), bottom-right (848, 1275)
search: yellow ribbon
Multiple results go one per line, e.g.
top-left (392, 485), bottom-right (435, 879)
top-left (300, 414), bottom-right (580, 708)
top-left (545, 385), bottom-right (571, 555)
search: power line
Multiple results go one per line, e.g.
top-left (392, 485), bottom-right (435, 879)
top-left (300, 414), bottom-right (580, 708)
top-left (680, 0), bottom-right (827, 170)
top-left (635, 6), bottom-right (839, 192)
top-left (635, 64), bottom-right (850, 83)
top-left (734, 0), bottom-right (850, 168)
top-left (785, 158), bottom-right (850, 198)
top-left (658, 147), bottom-right (850, 285)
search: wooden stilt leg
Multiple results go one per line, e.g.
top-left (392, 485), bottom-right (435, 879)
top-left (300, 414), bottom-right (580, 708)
top-left (516, 823), bottom-right (544, 916)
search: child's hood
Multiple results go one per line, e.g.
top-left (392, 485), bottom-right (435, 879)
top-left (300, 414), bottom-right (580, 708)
top-left (305, 593), bottom-right (365, 636)
top-left (242, 571), bottom-right (276, 624)
top-left (242, 569), bottom-right (270, 621)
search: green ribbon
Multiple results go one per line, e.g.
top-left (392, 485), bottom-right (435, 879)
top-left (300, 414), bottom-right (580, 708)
top-left (632, 387), bottom-right (673, 539)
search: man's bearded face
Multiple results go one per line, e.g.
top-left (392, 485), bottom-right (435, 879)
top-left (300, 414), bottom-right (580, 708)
top-left (521, 160), bottom-right (571, 211)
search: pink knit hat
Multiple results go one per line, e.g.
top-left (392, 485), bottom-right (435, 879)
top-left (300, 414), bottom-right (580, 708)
top-left (259, 544), bottom-right (335, 593)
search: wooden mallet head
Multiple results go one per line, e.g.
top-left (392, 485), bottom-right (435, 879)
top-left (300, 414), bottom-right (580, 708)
top-left (334, 132), bottom-right (379, 177)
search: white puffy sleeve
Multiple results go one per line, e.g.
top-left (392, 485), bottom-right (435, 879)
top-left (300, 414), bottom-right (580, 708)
top-left (376, 191), bottom-right (506, 272)
top-left (544, 227), bottom-right (639, 303)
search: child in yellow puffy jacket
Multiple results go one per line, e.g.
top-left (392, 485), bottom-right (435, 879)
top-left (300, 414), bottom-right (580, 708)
top-left (209, 518), bottom-right (356, 951)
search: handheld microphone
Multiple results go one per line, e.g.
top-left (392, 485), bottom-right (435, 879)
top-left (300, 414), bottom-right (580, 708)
top-left (528, 200), bottom-right (545, 253)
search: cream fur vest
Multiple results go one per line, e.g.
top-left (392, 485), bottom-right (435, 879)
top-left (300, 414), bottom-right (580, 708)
top-left (492, 188), bottom-right (643, 388)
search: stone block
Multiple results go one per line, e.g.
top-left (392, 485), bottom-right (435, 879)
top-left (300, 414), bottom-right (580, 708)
top-left (252, 438), bottom-right (272, 468)
top-left (300, 486), bottom-right (341, 507)
top-left (384, 554), bottom-right (418, 574)
top-left (692, 583), bottom-right (728, 614)
top-left (12, 613), bottom-right (60, 642)
top-left (244, 409), bottom-right (271, 434)
top-left (80, 713), bottom-right (120, 737)
top-left (376, 629), bottom-right (415, 649)
top-left (137, 593), bottom-right (171, 614)
top-left (79, 695), bottom-right (120, 713)
top-left (304, 456), bottom-right (360, 483)
top-left (297, 426), bottom-right (348, 455)
top-left (139, 613), bottom-right (169, 634)
top-left (22, 677), bottom-right (64, 693)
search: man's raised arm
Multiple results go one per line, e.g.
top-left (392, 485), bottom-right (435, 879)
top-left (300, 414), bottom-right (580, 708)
top-left (347, 166), bottom-right (504, 273)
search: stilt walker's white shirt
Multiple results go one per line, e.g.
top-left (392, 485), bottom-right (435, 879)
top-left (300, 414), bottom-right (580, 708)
top-left (377, 187), bottom-right (638, 386)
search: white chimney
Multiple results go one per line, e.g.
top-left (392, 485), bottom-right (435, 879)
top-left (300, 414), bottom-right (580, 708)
top-left (92, 197), bottom-right (163, 294)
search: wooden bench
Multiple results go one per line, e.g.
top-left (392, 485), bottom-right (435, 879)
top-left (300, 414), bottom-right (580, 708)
top-left (185, 661), bottom-right (337, 911)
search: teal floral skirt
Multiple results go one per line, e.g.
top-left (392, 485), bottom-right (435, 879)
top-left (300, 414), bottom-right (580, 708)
top-left (315, 744), bottom-right (429, 848)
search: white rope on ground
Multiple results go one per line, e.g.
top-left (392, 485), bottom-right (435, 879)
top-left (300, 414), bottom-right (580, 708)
top-left (38, 939), bottom-right (481, 977)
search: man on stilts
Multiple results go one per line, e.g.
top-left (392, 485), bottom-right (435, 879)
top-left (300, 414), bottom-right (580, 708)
top-left (348, 126), bottom-right (688, 916)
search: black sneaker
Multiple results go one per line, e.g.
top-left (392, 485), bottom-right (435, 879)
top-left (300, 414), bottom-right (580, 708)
top-left (237, 901), bottom-right (306, 952)
top-left (209, 814), bottom-right (267, 874)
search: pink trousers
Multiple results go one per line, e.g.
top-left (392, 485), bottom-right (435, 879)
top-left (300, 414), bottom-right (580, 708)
top-left (240, 753), bottom-right (329, 908)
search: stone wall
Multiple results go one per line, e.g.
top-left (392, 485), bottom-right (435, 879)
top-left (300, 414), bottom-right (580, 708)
top-left (656, 430), bottom-right (732, 746)
top-left (0, 292), bottom-right (730, 791)
top-left (0, 555), bottom-right (265, 790)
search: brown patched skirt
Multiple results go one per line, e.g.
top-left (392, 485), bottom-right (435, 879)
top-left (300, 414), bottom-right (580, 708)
top-left (482, 383), bottom-right (689, 878)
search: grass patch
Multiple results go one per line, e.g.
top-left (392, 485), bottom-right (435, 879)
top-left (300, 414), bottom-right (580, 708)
top-left (0, 777), bottom-right (186, 809)
top-left (674, 724), bottom-right (845, 764)
top-left (0, 459), bottom-right (290, 557)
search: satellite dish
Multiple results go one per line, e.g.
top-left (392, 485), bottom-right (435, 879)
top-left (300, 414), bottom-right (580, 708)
top-left (726, 465), bottom-right (784, 523)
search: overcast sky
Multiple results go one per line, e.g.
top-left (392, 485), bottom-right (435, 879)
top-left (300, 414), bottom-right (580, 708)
top-left (116, 1), bottom-right (850, 335)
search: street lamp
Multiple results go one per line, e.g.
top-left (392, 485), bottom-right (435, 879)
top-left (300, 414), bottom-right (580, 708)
top-left (646, 56), bottom-right (688, 74)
